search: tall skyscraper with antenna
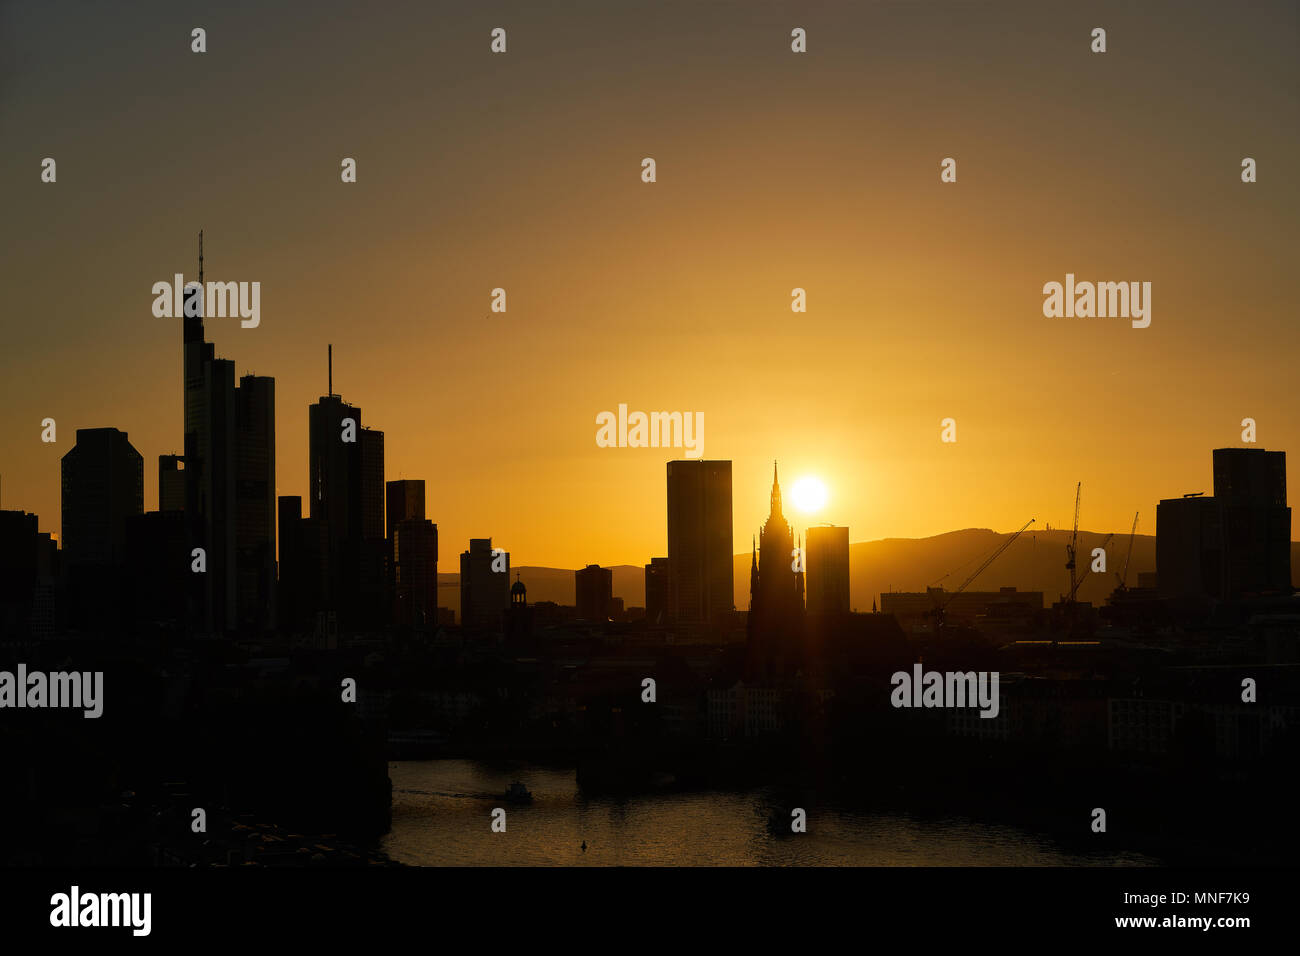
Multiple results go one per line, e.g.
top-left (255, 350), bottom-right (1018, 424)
top-left (308, 345), bottom-right (384, 629)
top-left (181, 232), bottom-right (276, 634)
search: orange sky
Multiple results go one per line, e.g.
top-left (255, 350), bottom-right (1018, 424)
top-left (2, 0), bottom-right (1297, 568)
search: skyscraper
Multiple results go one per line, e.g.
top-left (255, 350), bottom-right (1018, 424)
top-left (393, 517), bottom-right (438, 629)
top-left (61, 427), bottom-right (143, 569)
top-left (182, 235), bottom-right (276, 634)
top-left (805, 525), bottom-right (850, 615)
top-left (278, 495), bottom-right (329, 635)
top-left (307, 353), bottom-right (385, 629)
top-left (386, 480), bottom-right (426, 532)
top-left (666, 459), bottom-right (733, 628)
top-left (460, 537), bottom-right (508, 630)
top-left (576, 564), bottom-right (613, 621)
top-left (0, 510), bottom-right (47, 639)
top-left (158, 454), bottom-right (185, 512)
top-left (386, 479), bottom-right (428, 625)
top-left (1157, 448), bottom-right (1291, 600)
top-left (1213, 447), bottom-right (1291, 597)
top-left (235, 373), bottom-right (276, 630)
top-left (644, 556), bottom-right (669, 625)
top-left (61, 427), bottom-right (143, 628)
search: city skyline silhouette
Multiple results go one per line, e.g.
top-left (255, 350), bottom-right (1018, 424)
top-left (2, 0), bottom-right (1298, 904)
top-left (3, 0), bottom-right (1298, 568)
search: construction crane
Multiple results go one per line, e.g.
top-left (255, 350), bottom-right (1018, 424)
top-left (1069, 532), bottom-right (1114, 603)
top-left (1115, 511), bottom-right (1139, 591)
top-left (1064, 482), bottom-right (1081, 605)
top-left (931, 518), bottom-right (1036, 627)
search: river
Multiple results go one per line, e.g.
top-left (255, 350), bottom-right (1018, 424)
top-left (381, 759), bottom-right (1161, 866)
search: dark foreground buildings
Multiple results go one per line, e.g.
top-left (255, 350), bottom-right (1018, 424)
top-left (1157, 447), bottom-right (1291, 601)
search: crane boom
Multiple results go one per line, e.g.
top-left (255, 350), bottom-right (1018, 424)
top-left (937, 518), bottom-right (1036, 617)
top-left (1065, 482), bottom-right (1081, 602)
top-left (1070, 531), bottom-right (1114, 601)
top-left (1116, 511), bottom-right (1139, 589)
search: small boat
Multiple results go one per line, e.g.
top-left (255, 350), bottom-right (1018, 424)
top-left (504, 782), bottom-right (532, 803)
top-left (766, 807), bottom-right (798, 836)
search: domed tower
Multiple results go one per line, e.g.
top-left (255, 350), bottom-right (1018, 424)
top-left (506, 572), bottom-right (532, 644)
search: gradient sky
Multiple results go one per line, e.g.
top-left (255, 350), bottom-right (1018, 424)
top-left (2, 0), bottom-right (1297, 569)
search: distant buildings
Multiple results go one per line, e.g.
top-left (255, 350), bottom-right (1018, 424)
top-left (576, 564), bottom-right (613, 621)
top-left (460, 537), bottom-right (509, 630)
top-left (644, 556), bottom-right (669, 625)
top-left (882, 586), bottom-right (1044, 630)
top-left (805, 525), bottom-right (850, 615)
top-left (1157, 447), bottom-right (1292, 600)
top-left (666, 459), bottom-right (733, 627)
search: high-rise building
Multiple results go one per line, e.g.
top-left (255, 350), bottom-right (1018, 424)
top-left (1157, 448), bottom-right (1291, 601)
top-left (235, 374), bottom-right (276, 630)
top-left (181, 236), bottom-right (277, 634)
top-left (1213, 448), bottom-right (1290, 597)
top-left (358, 427), bottom-right (386, 623)
top-left (0, 510), bottom-right (47, 639)
top-left (61, 427), bottom-right (143, 629)
top-left (307, 360), bottom-right (385, 629)
top-left (460, 537), bottom-right (508, 630)
top-left (158, 454), bottom-right (185, 512)
top-left (308, 392), bottom-right (362, 574)
top-left (278, 495), bottom-right (329, 636)
top-left (666, 459), bottom-right (733, 627)
top-left (386, 479), bottom-right (427, 624)
top-left (61, 427), bottom-right (143, 569)
top-left (575, 564), bottom-right (613, 621)
top-left (393, 517), bottom-right (438, 628)
top-left (1156, 494), bottom-right (1221, 599)
top-left (806, 525), bottom-right (850, 615)
top-left (359, 429), bottom-right (385, 541)
top-left (386, 480), bottom-right (425, 531)
top-left (644, 556), bottom-right (669, 625)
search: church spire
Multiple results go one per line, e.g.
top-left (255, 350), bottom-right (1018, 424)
top-left (770, 460), bottom-right (783, 518)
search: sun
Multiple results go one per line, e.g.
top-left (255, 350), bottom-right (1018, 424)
top-left (790, 476), bottom-right (828, 514)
